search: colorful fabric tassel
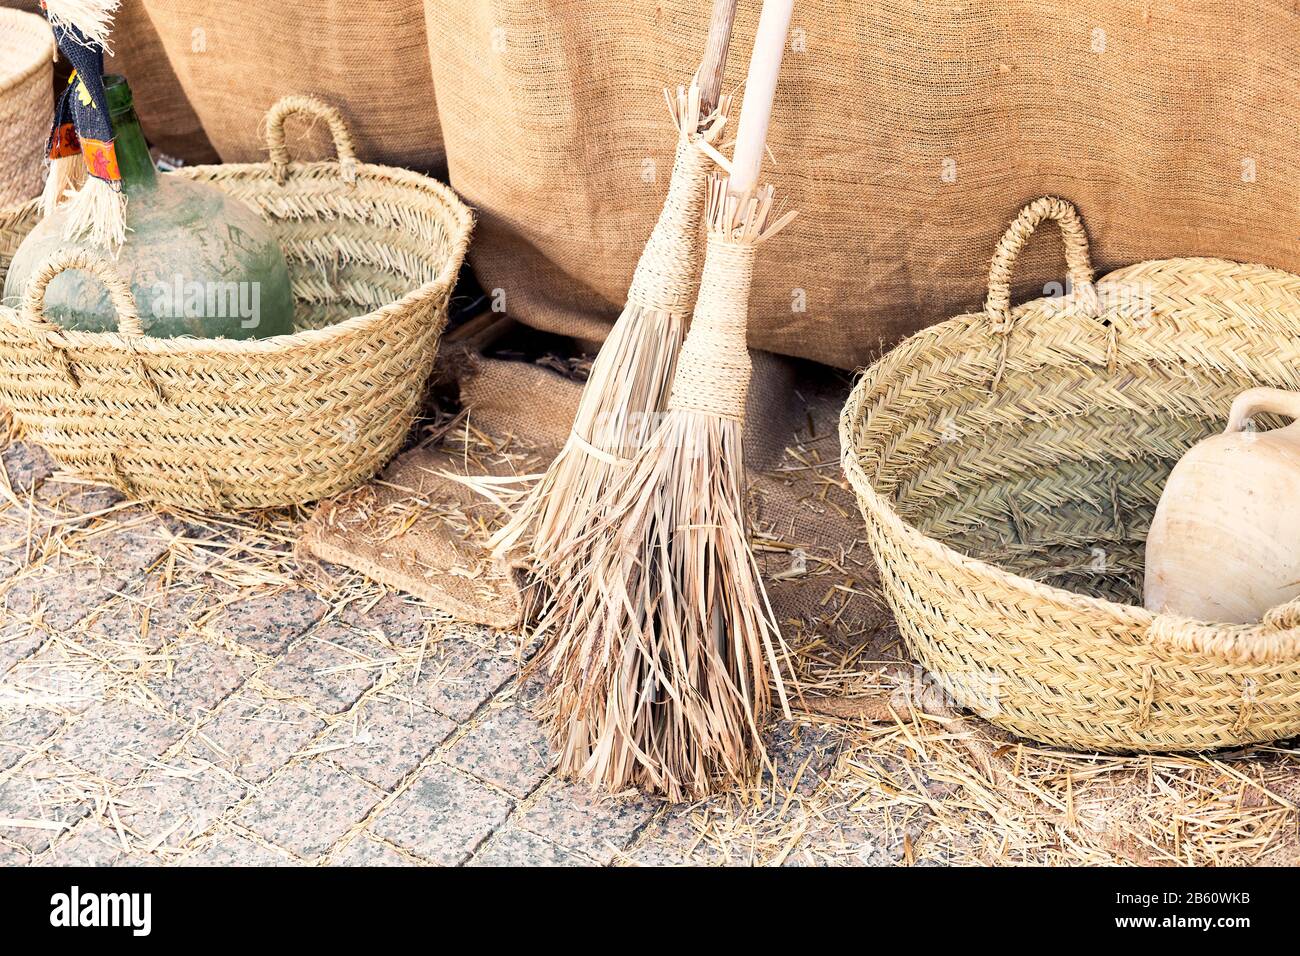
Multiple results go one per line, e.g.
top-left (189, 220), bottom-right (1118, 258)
top-left (39, 1), bottom-right (127, 247)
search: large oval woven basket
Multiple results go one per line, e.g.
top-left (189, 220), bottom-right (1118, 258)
top-left (841, 196), bottom-right (1300, 752)
top-left (0, 8), bottom-right (54, 207)
top-left (0, 95), bottom-right (472, 510)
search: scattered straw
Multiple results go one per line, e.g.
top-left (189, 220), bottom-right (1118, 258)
top-left (0, 398), bottom-right (1294, 866)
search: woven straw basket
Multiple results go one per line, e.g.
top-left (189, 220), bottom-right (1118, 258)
top-left (0, 8), bottom-right (54, 207)
top-left (841, 196), bottom-right (1300, 753)
top-left (0, 95), bottom-right (472, 510)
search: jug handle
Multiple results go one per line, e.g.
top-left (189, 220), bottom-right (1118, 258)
top-left (1224, 387), bottom-right (1300, 433)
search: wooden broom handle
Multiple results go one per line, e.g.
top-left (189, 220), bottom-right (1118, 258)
top-left (729, 0), bottom-right (794, 196)
top-left (696, 0), bottom-right (739, 115)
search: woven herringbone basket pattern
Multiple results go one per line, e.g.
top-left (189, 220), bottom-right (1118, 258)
top-left (0, 9), bottom-right (54, 208)
top-left (0, 95), bottom-right (473, 510)
top-left (840, 196), bottom-right (1300, 752)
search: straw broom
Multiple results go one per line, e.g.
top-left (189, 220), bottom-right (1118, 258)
top-left (537, 0), bottom-right (798, 801)
top-left (488, 1), bottom-right (739, 593)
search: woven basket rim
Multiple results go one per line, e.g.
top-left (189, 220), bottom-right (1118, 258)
top-left (839, 259), bottom-right (1300, 665)
top-left (0, 158), bottom-right (475, 356)
top-left (0, 8), bottom-right (54, 96)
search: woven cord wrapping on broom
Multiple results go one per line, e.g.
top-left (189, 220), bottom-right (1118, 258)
top-left (487, 0), bottom-right (739, 599)
top-left (38, 0), bottom-right (127, 248)
top-left (535, 0), bottom-right (798, 801)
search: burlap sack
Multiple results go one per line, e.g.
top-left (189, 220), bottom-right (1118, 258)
top-left (299, 445), bottom-right (524, 629)
top-left (426, 0), bottom-right (1300, 369)
top-left (137, 0), bottom-right (444, 172)
top-left (112, 0), bottom-right (217, 164)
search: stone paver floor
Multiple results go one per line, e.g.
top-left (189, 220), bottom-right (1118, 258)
top-left (0, 440), bottom-right (860, 867)
top-left (5, 436), bottom-right (1297, 867)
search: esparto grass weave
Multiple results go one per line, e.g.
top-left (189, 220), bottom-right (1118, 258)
top-left (841, 197), bottom-right (1300, 752)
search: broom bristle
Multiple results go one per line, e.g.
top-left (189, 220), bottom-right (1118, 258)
top-left (540, 411), bottom-right (790, 800)
top-left (488, 301), bottom-right (683, 563)
top-left (42, 0), bottom-right (120, 51)
top-left (489, 84), bottom-right (730, 592)
top-left (61, 176), bottom-right (127, 250)
top-left (40, 155), bottom-right (86, 218)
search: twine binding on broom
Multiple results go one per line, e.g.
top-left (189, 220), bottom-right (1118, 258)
top-left (488, 84), bottom-right (730, 585)
top-left (535, 176), bottom-right (795, 801)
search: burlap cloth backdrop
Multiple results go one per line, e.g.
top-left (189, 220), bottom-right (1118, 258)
top-left (6, 0), bottom-right (446, 172)
top-left (108, 0), bottom-right (217, 164)
top-left (24, 0), bottom-right (1297, 367)
top-left (426, 0), bottom-right (1300, 368)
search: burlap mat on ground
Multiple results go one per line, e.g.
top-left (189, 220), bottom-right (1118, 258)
top-left (301, 354), bottom-right (887, 647)
top-left (298, 442), bottom-right (522, 629)
top-left (426, 0), bottom-right (1300, 369)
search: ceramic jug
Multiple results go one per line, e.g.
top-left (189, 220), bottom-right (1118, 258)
top-left (1145, 387), bottom-right (1300, 623)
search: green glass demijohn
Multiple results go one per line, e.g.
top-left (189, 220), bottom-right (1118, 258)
top-left (4, 75), bottom-right (295, 339)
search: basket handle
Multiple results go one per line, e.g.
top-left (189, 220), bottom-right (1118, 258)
top-left (985, 197), bottom-right (1098, 330)
top-left (22, 249), bottom-right (142, 337)
top-left (265, 95), bottom-right (359, 184)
